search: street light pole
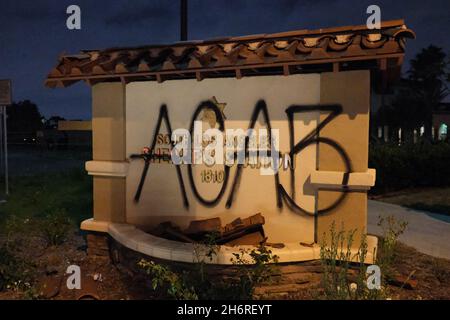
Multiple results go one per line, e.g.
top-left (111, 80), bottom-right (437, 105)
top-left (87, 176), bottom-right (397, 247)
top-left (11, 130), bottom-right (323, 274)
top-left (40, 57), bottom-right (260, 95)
top-left (2, 106), bottom-right (8, 196)
top-left (180, 0), bottom-right (188, 41)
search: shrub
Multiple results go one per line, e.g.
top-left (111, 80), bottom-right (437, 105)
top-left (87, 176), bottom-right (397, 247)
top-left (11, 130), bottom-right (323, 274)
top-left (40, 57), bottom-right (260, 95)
top-left (3, 215), bottom-right (35, 246)
top-left (39, 210), bottom-right (73, 246)
top-left (138, 260), bottom-right (198, 300)
top-left (230, 245), bottom-right (279, 299)
top-left (0, 245), bottom-right (35, 292)
top-left (369, 141), bottom-right (450, 193)
top-left (319, 223), bottom-right (380, 300)
top-left (318, 216), bottom-right (407, 300)
top-left (376, 215), bottom-right (408, 279)
top-left (138, 241), bottom-right (278, 300)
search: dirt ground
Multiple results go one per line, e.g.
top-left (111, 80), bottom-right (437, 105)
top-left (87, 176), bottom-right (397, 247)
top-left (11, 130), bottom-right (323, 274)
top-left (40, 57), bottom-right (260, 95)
top-left (1, 229), bottom-right (450, 300)
top-left (0, 230), bottom-right (155, 300)
top-left (387, 242), bottom-right (450, 299)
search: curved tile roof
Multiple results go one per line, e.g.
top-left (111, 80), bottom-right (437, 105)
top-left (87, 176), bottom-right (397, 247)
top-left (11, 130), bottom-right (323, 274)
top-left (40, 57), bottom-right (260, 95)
top-left (45, 19), bottom-right (414, 88)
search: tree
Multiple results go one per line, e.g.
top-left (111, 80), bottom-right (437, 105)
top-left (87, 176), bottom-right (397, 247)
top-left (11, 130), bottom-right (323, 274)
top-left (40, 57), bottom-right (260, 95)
top-left (44, 116), bottom-right (66, 130)
top-left (377, 46), bottom-right (450, 143)
top-left (408, 45), bottom-right (449, 140)
top-left (6, 100), bottom-right (43, 134)
top-left (377, 86), bottom-right (422, 143)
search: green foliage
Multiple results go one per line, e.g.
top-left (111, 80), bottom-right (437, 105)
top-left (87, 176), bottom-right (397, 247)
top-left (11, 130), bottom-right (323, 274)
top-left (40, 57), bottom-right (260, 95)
top-left (318, 216), bottom-right (407, 300)
top-left (0, 245), bottom-right (35, 292)
top-left (369, 141), bottom-right (450, 193)
top-left (319, 222), bottom-right (385, 300)
top-left (39, 210), bottom-right (73, 246)
top-left (230, 245), bottom-right (279, 299)
top-left (375, 45), bottom-right (449, 141)
top-left (376, 215), bottom-right (408, 279)
top-left (193, 231), bottom-right (220, 283)
top-left (375, 89), bottom-right (422, 137)
top-left (406, 202), bottom-right (450, 216)
top-left (138, 240), bottom-right (279, 300)
top-left (0, 215), bottom-right (38, 293)
top-left (409, 45), bottom-right (449, 109)
top-left (192, 234), bottom-right (278, 299)
top-left (138, 260), bottom-right (198, 300)
top-left (0, 168), bottom-right (92, 229)
top-left (0, 155), bottom-right (91, 297)
top-left (319, 223), bottom-right (372, 299)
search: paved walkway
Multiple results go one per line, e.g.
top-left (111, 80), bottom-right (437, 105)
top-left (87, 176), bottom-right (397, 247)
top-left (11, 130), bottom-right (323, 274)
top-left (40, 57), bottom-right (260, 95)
top-left (368, 200), bottom-right (450, 260)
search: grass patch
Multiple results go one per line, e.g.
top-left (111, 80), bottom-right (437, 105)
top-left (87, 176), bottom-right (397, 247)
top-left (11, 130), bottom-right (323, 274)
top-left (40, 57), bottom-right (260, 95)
top-left (0, 166), bottom-right (91, 295)
top-left (404, 203), bottom-right (450, 216)
top-left (0, 168), bottom-right (92, 230)
top-left (377, 187), bottom-right (450, 216)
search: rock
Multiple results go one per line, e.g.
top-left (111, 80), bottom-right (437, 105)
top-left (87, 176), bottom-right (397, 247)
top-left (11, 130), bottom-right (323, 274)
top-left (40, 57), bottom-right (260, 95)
top-left (76, 275), bottom-right (101, 300)
top-left (184, 218), bottom-right (222, 235)
top-left (218, 213), bottom-right (265, 244)
top-left (38, 275), bottom-right (63, 299)
top-left (93, 273), bottom-right (103, 282)
top-left (388, 274), bottom-right (418, 290)
top-left (155, 222), bottom-right (195, 243)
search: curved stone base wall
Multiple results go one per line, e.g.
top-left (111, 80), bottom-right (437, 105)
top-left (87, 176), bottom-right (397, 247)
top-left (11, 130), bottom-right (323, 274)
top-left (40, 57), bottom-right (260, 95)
top-left (82, 219), bottom-right (377, 265)
top-left (85, 224), bottom-right (374, 299)
top-left (87, 234), bottom-right (363, 299)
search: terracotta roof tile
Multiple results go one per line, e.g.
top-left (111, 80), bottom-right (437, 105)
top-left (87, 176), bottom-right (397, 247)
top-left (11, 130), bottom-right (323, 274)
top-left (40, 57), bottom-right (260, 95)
top-left (45, 20), bottom-right (414, 88)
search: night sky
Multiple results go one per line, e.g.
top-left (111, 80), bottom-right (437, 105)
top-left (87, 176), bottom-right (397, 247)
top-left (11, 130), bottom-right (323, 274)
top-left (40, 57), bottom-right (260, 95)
top-left (0, 0), bottom-right (449, 120)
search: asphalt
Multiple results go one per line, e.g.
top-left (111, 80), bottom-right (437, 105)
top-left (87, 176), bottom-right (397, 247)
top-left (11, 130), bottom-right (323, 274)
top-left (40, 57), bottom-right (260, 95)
top-left (368, 200), bottom-right (450, 260)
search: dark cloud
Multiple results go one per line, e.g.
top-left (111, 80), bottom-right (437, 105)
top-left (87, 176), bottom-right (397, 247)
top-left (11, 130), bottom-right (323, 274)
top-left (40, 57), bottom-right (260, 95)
top-left (105, 1), bottom-right (177, 26)
top-left (0, 2), bottom-right (60, 21)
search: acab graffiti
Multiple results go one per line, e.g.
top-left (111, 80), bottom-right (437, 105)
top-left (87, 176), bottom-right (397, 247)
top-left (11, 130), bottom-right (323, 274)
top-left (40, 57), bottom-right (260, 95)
top-left (131, 100), bottom-right (352, 216)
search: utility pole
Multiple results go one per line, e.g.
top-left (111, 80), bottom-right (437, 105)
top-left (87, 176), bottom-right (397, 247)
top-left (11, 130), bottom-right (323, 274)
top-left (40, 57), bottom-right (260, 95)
top-left (180, 0), bottom-right (188, 41)
top-left (0, 79), bottom-right (10, 201)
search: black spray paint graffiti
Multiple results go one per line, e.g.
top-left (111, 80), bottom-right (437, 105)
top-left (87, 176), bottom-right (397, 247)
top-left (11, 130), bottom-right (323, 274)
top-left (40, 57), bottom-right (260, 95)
top-left (130, 104), bottom-right (189, 207)
top-left (279, 104), bottom-right (352, 215)
top-left (187, 100), bottom-right (231, 207)
top-left (131, 100), bottom-right (352, 216)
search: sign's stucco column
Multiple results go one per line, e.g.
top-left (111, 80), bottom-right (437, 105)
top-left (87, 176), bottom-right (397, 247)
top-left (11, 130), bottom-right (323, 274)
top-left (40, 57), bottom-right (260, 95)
top-left (81, 82), bottom-right (127, 232)
top-left (316, 70), bottom-right (375, 247)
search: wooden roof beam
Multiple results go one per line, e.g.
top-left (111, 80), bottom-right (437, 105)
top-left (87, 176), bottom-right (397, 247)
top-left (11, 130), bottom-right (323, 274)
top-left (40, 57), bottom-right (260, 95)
top-left (235, 68), bottom-right (242, 79)
top-left (333, 62), bottom-right (340, 73)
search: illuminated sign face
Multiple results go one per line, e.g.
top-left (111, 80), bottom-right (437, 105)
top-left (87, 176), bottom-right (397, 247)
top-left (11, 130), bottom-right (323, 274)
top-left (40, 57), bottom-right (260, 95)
top-left (125, 74), bottom-right (350, 243)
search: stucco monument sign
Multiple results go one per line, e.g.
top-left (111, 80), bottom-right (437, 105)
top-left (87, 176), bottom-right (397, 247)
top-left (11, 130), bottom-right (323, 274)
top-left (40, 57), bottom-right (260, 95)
top-left (46, 20), bottom-right (414, 264)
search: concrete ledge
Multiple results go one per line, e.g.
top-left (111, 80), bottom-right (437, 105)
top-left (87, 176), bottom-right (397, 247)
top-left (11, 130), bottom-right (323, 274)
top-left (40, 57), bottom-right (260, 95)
top-left (310, 168), bottom-right (376, 190)
top-left (106, 222), bottom-right (377, 265)
top-left (81, 218), bottom-right (111, 233)
top-left (85, 160), bottom-right (129, 177)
